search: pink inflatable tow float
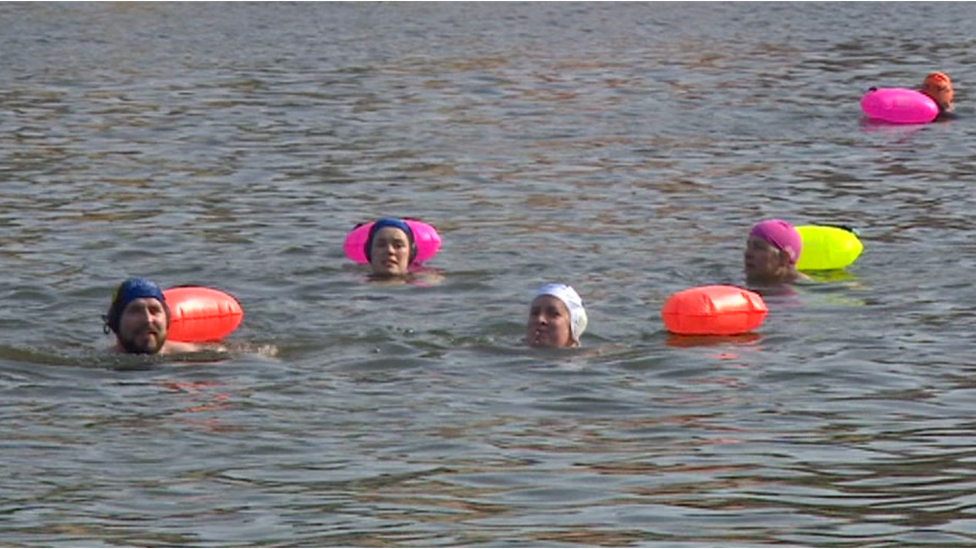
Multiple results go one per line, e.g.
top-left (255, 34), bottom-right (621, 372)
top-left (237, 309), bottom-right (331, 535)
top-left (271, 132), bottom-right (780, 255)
top-left (860, 87), bottom-right (939, 124)
top-left (343, 219), bottom-right (442, 265)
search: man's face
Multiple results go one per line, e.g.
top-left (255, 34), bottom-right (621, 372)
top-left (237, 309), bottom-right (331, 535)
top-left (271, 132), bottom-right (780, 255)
top-left (117, 298), bottom-right (168, 354)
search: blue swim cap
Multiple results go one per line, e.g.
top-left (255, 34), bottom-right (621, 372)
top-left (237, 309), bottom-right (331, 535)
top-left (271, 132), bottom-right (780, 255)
top-left (104, 278), bottom-right (168, 334)
top-left (364, 218), bottom-right (416, 263)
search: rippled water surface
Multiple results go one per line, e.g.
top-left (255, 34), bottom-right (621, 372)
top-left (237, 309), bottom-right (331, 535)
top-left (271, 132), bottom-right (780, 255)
top-left (3, 2), bottom-right (976, 546)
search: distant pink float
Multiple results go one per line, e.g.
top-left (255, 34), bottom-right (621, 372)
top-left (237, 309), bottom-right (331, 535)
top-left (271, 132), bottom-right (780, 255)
top-left (860, 87), bottom-right (939, 124)
top-left (343, 219), bottom-right (442, 265)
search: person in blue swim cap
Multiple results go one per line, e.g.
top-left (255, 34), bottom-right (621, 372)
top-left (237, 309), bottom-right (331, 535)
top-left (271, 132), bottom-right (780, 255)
top-left (103, 278), bottom-right (204, 355)
top-left (364, 218), bottom-right (417, 277)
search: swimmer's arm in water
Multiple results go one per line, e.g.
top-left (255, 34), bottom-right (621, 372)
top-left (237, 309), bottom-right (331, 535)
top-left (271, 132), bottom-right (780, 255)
top-left (105, 340), bottom-right (278, 357)
top-left (105, 340), bottom-right (226, 355)
top-left (795, 271), bottom-right (814, 283)
top-left (164, 341), bottom-right (216, 354)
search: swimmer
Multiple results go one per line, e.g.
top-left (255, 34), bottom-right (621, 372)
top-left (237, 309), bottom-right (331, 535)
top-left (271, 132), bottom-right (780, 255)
top-left (919, 72), bottom-right (954, 118)
top-left (365, 218), bottom-right (417, 278)
top-left (744, 219), bottom-right (810, 286)
top-left (103, 278), bottom-right (207, 355)
top-left (526, 283), bottom-right (588, 348)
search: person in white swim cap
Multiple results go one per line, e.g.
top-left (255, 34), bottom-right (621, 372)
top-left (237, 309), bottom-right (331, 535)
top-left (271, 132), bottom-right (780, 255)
top-left (526, 283), bottom-right (588, 348)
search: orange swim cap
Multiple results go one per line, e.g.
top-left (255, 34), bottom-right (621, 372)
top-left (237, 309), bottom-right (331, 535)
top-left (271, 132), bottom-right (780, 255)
top-left (924, 72), bottom-right (952, 87)
top-left (921, 72), bottom-right (954, 111)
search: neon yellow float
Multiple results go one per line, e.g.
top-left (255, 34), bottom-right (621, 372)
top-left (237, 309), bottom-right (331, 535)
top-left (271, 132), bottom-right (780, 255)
top-left (795, 225), bottom-right (863, 271)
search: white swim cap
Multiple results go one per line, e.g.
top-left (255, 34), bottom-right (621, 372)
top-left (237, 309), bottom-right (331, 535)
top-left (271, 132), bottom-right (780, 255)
top-left (534, 283), bottom-right (588, 344)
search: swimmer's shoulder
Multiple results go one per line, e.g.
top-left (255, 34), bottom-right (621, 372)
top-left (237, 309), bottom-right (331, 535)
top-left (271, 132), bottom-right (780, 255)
top-left (793, 271), bottom-right (816, 285)
top-left (161, 341), bottom-right (215, 355)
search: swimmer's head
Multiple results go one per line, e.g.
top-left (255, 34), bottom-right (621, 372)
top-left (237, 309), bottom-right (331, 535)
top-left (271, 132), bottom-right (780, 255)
top-left (527, 283), bottom-right (588, 347)
top-left (748, 219), bottom-right (801, 265)
top-left (920, 72), bottom-right (953, 112)
top-left (744, 219), bottom-right (803, 285)
top-left (103, 278), bottom-right (170, 335)
top-left (365, 218), bottom-right (417, 277)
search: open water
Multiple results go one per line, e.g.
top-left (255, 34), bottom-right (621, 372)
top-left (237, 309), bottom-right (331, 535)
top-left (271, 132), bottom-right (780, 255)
top-left (2, 2), bottom-right (976, 546)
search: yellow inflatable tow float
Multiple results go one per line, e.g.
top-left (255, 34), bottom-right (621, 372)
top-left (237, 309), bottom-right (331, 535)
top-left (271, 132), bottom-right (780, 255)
top-left (796, 225), bottom-right (863, 271)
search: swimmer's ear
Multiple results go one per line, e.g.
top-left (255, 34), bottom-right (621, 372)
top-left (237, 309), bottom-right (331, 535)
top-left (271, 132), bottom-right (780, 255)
top-left (776, 249), bottom-right (793, 268)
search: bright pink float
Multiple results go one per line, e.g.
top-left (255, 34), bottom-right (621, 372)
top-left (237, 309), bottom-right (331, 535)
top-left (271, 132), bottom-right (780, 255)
top-left (860, 87), bottom-right (939, 124)
top-left (343, 219), bottom-right (442, 265)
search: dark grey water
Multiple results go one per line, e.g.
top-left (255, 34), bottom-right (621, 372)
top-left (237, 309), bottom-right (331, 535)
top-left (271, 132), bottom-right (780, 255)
top-left (3, 2), bottom-right (976, 546)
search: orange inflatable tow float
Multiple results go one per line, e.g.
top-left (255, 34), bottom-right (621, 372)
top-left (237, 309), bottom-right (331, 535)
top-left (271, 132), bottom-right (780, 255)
top-left (661, 285), bottom-right (767, 336)
top-left (163, 286), bottom-right (244, 343)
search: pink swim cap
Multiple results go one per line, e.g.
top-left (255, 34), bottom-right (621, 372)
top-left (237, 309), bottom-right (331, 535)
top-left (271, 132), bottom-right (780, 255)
top-left (749, 219), bottom-right (801, 264)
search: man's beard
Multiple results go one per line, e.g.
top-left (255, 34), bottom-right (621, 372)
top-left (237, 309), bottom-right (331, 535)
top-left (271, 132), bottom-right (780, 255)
top-left (119, 329), bottom-right (165, 355)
